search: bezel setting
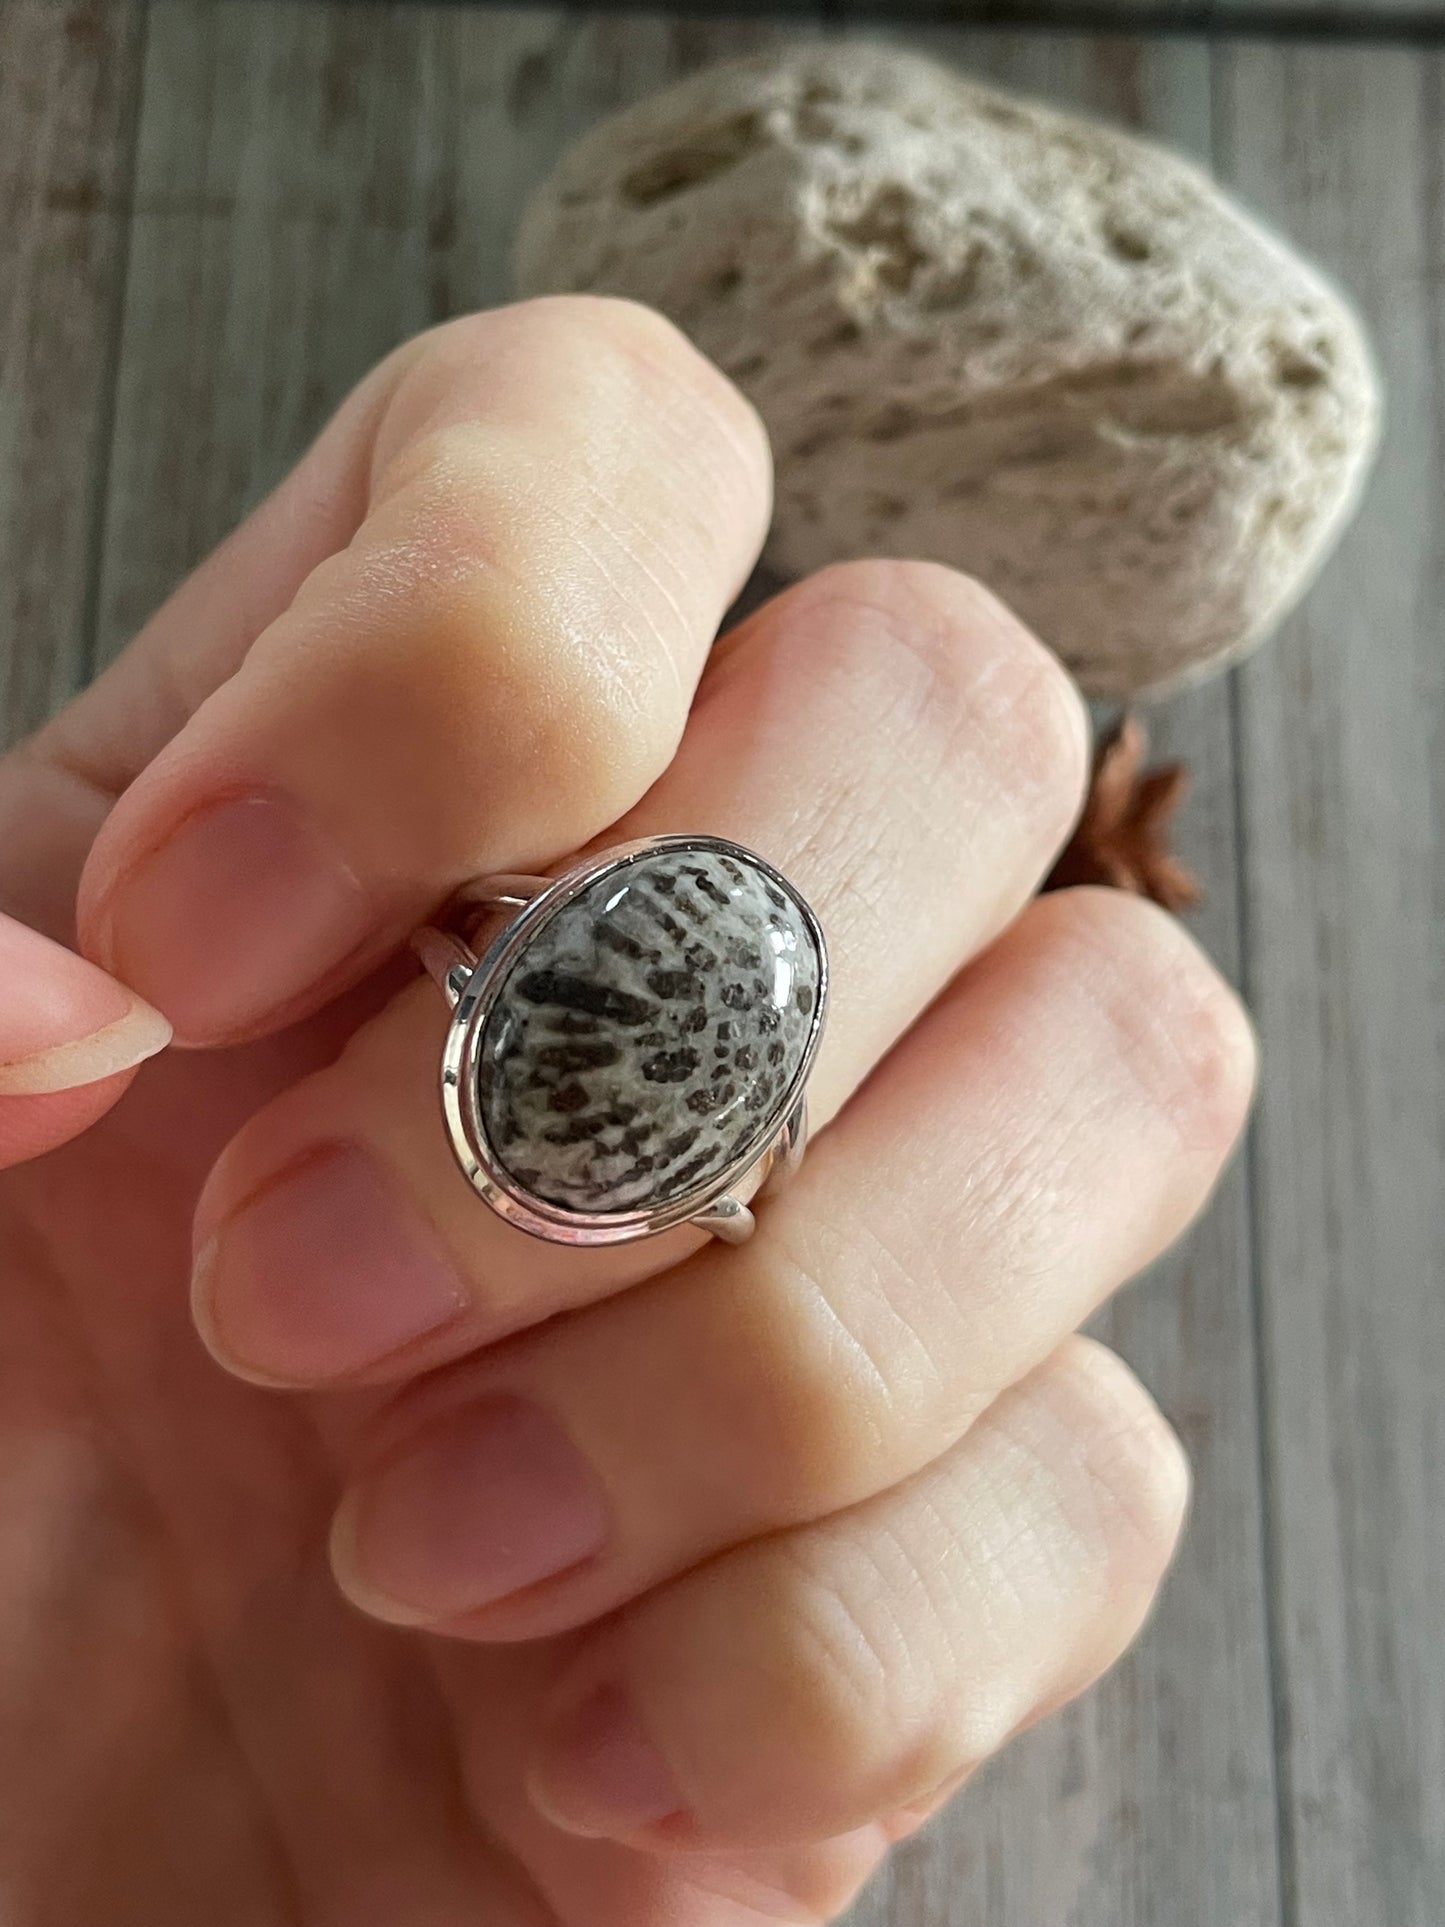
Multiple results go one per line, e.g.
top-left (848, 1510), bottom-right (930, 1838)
top-left (435, 834), bottom-right (828, 1245)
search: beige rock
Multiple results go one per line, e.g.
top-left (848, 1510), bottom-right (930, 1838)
top-left (516, 44), bottom-right (1380, 698)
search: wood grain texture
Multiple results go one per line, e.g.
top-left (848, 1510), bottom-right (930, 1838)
top-left (91, 1), bottom-right (797, 666)
top-left (421, 4), bottom-right (798, 328)
top-left (1217, 43), bottom-right (1445, 1927)
top-left (91, 0), bottom-right (449, 663)
top-left (0, 0), bottom-right (143, 746)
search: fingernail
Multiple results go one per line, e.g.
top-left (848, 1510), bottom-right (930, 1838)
top-left (193, 1143), bottom-right (466, 1385)
top-left (528, 1681), bottom-right (684, 1839)
top-left (91, 793), bottom-right (371, 1045)
top-left (0, 917), bottom-right (171, 1095)
top-left (332, 1396), bottom-right (609, 1623)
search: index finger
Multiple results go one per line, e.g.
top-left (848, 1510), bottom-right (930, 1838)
top-left (75, 298), bottom-right (772, 1046)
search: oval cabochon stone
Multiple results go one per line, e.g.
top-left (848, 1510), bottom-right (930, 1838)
top-left (476, 846), bottom-right (822, 1215)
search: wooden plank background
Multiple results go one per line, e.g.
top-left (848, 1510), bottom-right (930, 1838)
top-left (1, 4), bottom-right (1440, 1923)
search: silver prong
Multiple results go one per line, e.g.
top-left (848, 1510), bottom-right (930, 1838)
top-left (411, 928), bottom-right (478, 1010)
top-left (694, 1195), bottom-right (756, 1243)
top-left (764, 1094), bottom-right (809, 1193)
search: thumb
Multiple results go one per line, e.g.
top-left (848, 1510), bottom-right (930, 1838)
top-left (0, 914), bottom-right (169, 1166)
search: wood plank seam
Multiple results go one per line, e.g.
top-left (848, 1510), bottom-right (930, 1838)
top-left (1227, 656), bottom-right (1301, 1927)
top-left (1209, 41), bottom-right (1298, 1927)
top-left (75, 0), bottom-right (152, 702)
top-left (1209, 32), bottom-right (1308, 1910)
top-left (834, 2), bottom-right (1445, 42)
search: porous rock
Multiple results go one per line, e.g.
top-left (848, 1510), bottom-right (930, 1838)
top-left (516, 44), bottom-right (1381, 697)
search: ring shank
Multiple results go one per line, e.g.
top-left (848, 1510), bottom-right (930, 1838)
top-left (449, 873), bottom-right (552, 922)
top-left (412, 872), bottom-right (554, 1005)
top-left (411, 927), bottom-right (476, 1007)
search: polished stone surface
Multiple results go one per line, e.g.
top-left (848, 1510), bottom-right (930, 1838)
top-left (476, 847), bottom-right (822, 1214)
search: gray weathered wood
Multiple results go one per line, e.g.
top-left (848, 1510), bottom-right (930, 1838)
top-left (0, 0), bottom-right (143, 745)
top-left (1216, 43), bottom-right (1445, 1927)
top-left (92, 0), bottom-right (448, 663)
top-left (92, 1), bottom-right (797, 666)
top-left (427, 6), bottom-right (796, 309)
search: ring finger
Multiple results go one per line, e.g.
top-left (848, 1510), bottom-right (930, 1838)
top-left (329, 885), bottom-right (1254, 1639)
top-left (191, 557), bottom-right (1090, 1389)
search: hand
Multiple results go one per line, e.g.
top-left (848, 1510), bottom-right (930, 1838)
top-left (0, 298), bottom-right (1254, 1927)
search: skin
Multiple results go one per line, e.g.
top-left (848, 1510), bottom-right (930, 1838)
top-left (0, 298), bottom-right (1255, 1927)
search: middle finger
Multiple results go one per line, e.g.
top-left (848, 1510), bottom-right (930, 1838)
top-left (192, 559), bottom-right (1088, 1389)
top-left (332, 887), bottom-right (1253, 1640)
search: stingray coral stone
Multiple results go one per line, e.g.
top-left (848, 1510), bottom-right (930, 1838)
top-left (476, 847), bottom-right (822, 1215)
top-left (517, 43), bottom-right (1381, 699)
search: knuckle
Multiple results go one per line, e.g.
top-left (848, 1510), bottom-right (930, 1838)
top-left (720, 1238), bottom-right (906, 1517)
top-left (490, 294), bottom-right (771, 500)
top-left (784, 559), bottom-right (1090, 842)
top-left (768, 1540), bottom-right (961, 1805)
top-left (442, 553), bottom-right (676, 789)
top-left (1042, 886), bottom-right (1258, 1152)
top-left (373, 297), bottom-right (769, 538)
top-left (388, 295), bottom-right (724, 415)
top-left (1035, 1336), bottom-right (1191, 1591)
top-left (329, 301), bottom-right (776, 854)
top-left (511, 290), bottom-right (701, 372)
top-left (342, 424), bottom-right (681, 836)
top-left (381, 294), bottom-right (770, 501)
top-left (527, 293), bottom-right (770, 468)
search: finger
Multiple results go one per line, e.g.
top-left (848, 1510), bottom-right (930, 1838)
top-left (328, 887), bottom-right (1251, 1635)
top-left (190, 560), bottom-right (1090, 1389)
top-left (73, 296), bottom-right (771, 1045)
top-left (520, 1336), bottom-right (1189, 1849)
top-left (0, 915), bottom-right (169, 1164)
top-left (421, 1643), bottom-right (895, 1927)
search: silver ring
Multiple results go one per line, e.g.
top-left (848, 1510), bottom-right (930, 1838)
top-left (412, 834), bottom-right (828, 1247)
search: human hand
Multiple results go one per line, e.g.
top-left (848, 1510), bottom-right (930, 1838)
top-left (0, 298), bottom-right (1254, 1927)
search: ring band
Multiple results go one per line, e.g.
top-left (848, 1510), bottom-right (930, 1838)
top-left (412, 835), bottom-right (828, 1246)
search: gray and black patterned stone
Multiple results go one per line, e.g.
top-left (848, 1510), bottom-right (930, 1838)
top-left (476, 846), bottom-right (823, 1215)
